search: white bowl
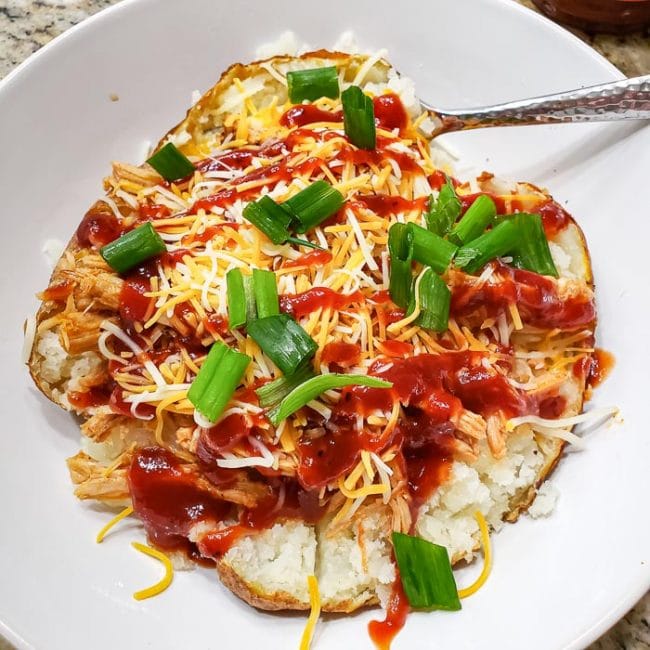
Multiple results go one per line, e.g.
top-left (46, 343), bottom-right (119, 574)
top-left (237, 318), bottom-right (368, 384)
top-left (0, 1), bottom-right (648, 648)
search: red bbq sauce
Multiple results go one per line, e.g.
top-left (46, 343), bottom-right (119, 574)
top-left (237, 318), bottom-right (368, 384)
top-left (192, 223), bottom-right (241, 244)
top-left (339, 143), bottom-right (423, 175)
top-left (587, 348), bottom-right (615, 389)
top-left (451, 262), bottom-right (595, 330)
top-left (377, 340), bottom-right (413, 358)
top-left (76, 203), bottom-right (122, 247)
top-left (355, 194), bottom-right (428, 217)
top-left (196, 414), bottom-right (251, 457)
top-left (283, 249), bottom-right (333, 268)
top-left (280, 287), bottom-right (363, 319)
top-left (196, 149), bottom-right (255, 173)
top-left (428, 170), bottom-right (460, 191)
top-left (199, 480), bottom-right (324, 557)
top-left (119, 262), bottom-right (157, 328)
top-left (68, 386), bottom-right (111, 410)
top-left (539, 200), bottom-right (571, 237)
top-left (109, 386), bottom-right (155, 419)
top-left (321, 342), bottom-right (361, 368)
top-left (296, 352), bottom-right (528, 493)
top-left (368, 579), bottom-right (410, 650)
top-left (139, 204), bottom-right (171, 220)
top-left (128, 447), bottom-right (232, 555)
top-left (191, 156), bottom-right (321, 213)
top-left (538, 395), bottom-right (568, 419)
top-left (41, 280), bottom-right (74, 302)
top-left (280, 105), bottom-right (342, 128)
top-left (373, 93), bottom-right (408, 132)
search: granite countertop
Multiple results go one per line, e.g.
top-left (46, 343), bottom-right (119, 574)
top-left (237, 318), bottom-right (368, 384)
top-left (0, 1), bottom-right (648, 649)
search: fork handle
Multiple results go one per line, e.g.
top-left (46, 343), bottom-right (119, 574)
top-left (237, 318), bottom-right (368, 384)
top-left (427, 75), bottom-right (650, 133)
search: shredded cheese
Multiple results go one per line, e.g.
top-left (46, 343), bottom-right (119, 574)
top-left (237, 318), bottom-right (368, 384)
top-left (96, 505), bottom-right (134, 543)
top-left (299, 575), bottom-right (321, 650)
top-left (457, 512), bottom-right (492, 598)
top-left (131, 541), bottom-right (174, 600)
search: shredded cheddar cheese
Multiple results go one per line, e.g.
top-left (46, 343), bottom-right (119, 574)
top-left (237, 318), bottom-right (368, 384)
top-left (96, 505), bottom-right (134, 543)
top-left (131, 541), bottom-right (174, 600)
top-left (457, 512), bottom-right (492, 599)
top-left (299, 575), bottom-right (321, 650)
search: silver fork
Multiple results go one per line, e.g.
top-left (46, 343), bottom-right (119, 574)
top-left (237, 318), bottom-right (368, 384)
top-left (421, 75), bottom-right (650, 135)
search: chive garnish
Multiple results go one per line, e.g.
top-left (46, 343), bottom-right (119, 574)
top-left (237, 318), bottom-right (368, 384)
top-left (409, 223), bottom-right (458, 274)
top-left (392, 532), bottom-right (461, 611)
top-left (187, 342), bottom-right (251, 423)
top-left (426, 177), bottom-right (461, 236)
top-left (267, 374), bottom-right (392, 426)
top-left (146, 143), bottom-right (195, 182)
top-left (283, 180), bottom-right (345, 233)
top-left (252, 269), bottom-right (280, 319)
top-left (341, 86), bottom-right (376, 150)
top-left (247, 313), bottom-right (318, 376)
top-left (99, 222), bottom-right (166, 274)
top-left (388, 222), bottom-right (414, 309)
top-left (448, 194), bottom-right (497, 246)
top-left (287, 67), bottom-right (340, 103)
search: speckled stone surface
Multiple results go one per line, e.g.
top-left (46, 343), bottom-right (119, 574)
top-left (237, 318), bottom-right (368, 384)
top-left (0, 1), bottom-right (648, 649)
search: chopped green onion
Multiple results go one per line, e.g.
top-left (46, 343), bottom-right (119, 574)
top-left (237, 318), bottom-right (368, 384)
top-left (188, 342), bottom-right (251, 422)
top-left (449, 194), bottom-right (496, 246)
top-left (146, 142), bottom-right (195, 182)
top-left (287, 66), bottom-right (340, 103)
top-left (267, 374), bottom-right (392, 426)
top-left (100, 222), bottom-right (166, 274)
top-left (247, 314), bottom-right (317, 376)
top-left (255, 365), bottom-right (316, 409)
top-left (455, 219), bottom-right (520, 274)
top-left (252, 269), bottom-right (279, 319)
top-left (243, 195), bottom-right (293, 245)
top-left (388, 223), bottom-right (414, 309)
top-left (511, 214), bottom-right (558, 277)
top-left (341, 86), bottom-right (376, 150)
top-left (283, 181), bottom-right (345, 233)
top-left (408, 268), bottom-right (451, 332)
top-left (392, 532), bottom-right (461, 611)
top-left (409, 224), bottom-right (458, 274)
top-left (226, 268), bottom-right (248, 328)
top-left (426, 177), bottom-right (461, 236)
top-left (286, 236), bottom-right (325, 250)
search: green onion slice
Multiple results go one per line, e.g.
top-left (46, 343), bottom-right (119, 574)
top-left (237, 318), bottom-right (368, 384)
top-left (341, 86), bottom-right (376, 150)
top-left (287, 66), bottom-right (340, 103)
top-left (455, 219), bottom-right (520, 274)
top-left (449, 194), bottom-right (496, 246)
top-left (408, 268), bottom-right (451, 332)
top-left (226, 268), bottom-right (256, 328)
top-left (286, 236), bottom-right (325, 250)
top-left (187, 342), bottom-right (251, 423)
top-left (247, 313), bottom-right (317, 376)
top-left (100, 222), bottom-right (166, 274)
top-left (252, 269), bottom-right (280, 319)
top-left (146, 142), bottom-right (195, 182)
top-left (283, 180), bottom-right (345, 233)
top-left (426, 177), bottom-right (461, 236)
top-left (255, 365), bottom-right (316, 409)
top-left (511, 214), bottom-right (558, 277)
top-left (388, 223), bottom-right (414, 309)
top-left (392, 532), bottom-right (461, 611)
top-left (243, 195), bottom-right (293, 245)
top-left (267, 374), bottom-right (392, 426)
top-left (409, 224), bottom-right (458, 274)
